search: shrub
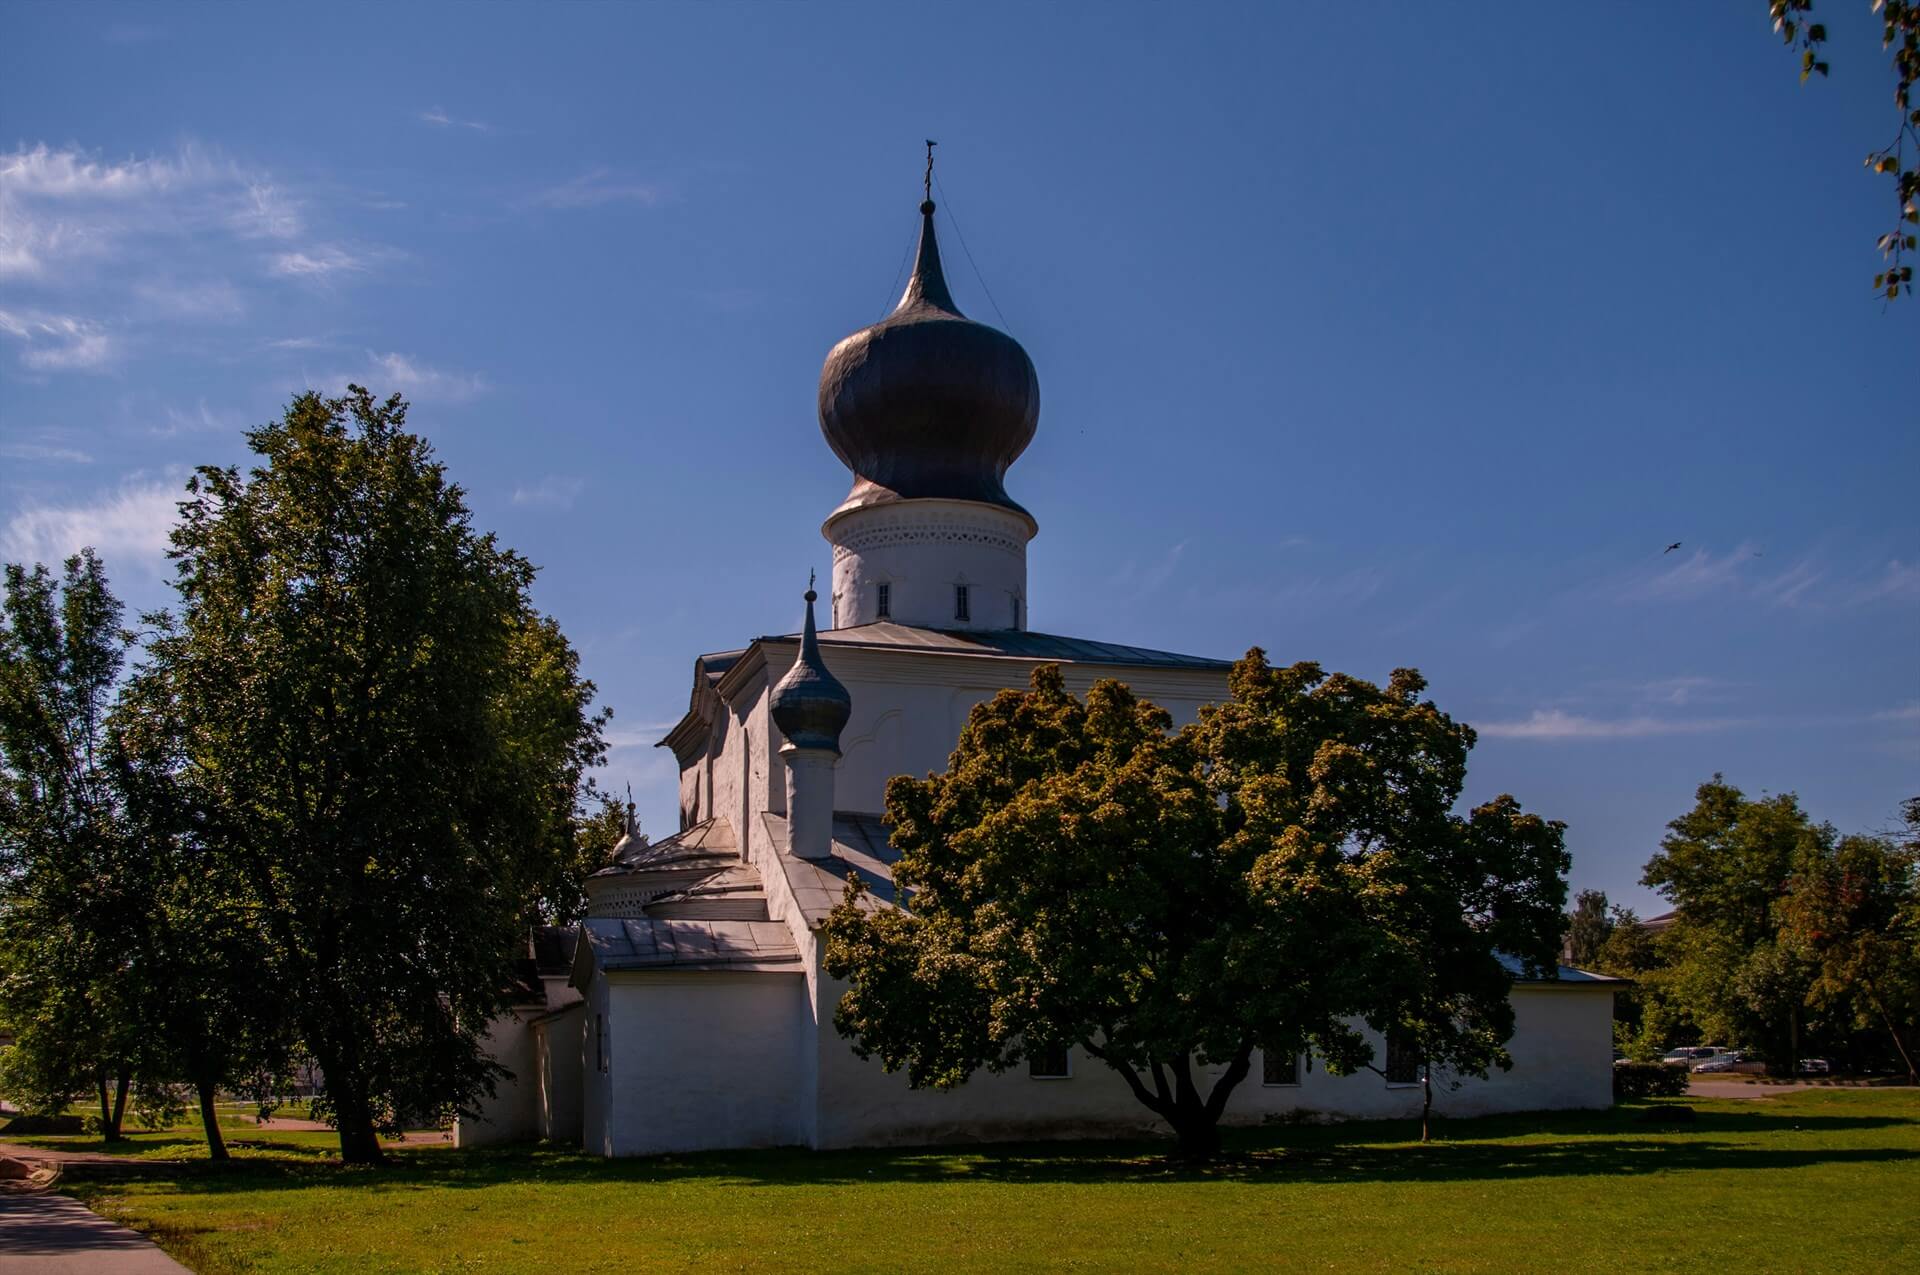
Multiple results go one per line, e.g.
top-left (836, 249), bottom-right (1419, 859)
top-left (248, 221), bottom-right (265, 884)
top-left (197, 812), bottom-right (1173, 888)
top-left (1613, 1061), bottom-right (1689, 1101)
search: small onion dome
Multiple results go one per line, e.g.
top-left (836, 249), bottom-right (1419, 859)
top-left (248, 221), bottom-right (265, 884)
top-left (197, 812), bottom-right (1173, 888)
top-left (770, 586), bottom-right (852, 753)
top-left (818, 198), bottom-right (1040, 522)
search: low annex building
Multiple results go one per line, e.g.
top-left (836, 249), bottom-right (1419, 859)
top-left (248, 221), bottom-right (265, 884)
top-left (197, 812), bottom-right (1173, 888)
top-left (457, 191), bottom-right (1621, 1156)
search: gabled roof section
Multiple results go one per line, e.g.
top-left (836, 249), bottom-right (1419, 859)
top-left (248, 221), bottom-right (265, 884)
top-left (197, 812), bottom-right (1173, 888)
top-left (760, 623), bottom-right (1233, 671)
top-left (577, 917), bottom-right (801, 975)
top-left (764, 810), bottom-right (904, 930)
top-left (658, 625), bottom-right (1230, 751)
top-left (590, 816), bottom-right (736, 878)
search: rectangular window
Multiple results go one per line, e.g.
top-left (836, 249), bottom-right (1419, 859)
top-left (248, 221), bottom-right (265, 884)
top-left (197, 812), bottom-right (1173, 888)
top-left (954, 584), bottom-right (970, 621)
top-left (1384, 1031), bottom-right (1420, 1086)
top-left (1011, 594), bottom-right (1021, 630)
top-left (876, 582), bottom-right (891, 619)
top-left (596, 1014), bottom-right (608, 1074)
top-left (1028, 1044), bottom-right (1070, 1079)
top-left (1262, 1050), bottom-right (1300, 1086)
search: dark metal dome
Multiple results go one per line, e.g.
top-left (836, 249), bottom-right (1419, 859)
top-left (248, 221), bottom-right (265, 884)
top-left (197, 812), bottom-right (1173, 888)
top-left (770, 587), bottom-right (851, 753)
top-left (818, 200), bottom-right (1040, 522)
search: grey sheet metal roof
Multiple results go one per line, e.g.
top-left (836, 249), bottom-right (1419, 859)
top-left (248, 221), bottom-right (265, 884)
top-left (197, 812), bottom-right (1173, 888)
top-left (590, 816), bottom-right (736, 878)
top-left (1497, 953), bottom-right (1628, 985)
top-left (580, 917), bottom-right (801, 972)
top-left (743, 622), bottom-right (1233, 671)
top-left (766, 810), bottom-right (904, 929)
top-left (530, 925), bottom-right (578, 975)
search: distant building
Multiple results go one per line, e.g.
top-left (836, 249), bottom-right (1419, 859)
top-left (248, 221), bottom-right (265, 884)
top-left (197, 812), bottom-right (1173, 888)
top-left (458, 191), bottom-right (1621, 1156)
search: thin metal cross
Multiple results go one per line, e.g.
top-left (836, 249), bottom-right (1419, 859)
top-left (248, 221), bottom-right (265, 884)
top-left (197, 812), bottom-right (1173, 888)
top-left (924, 139), bottom-right (937, 202)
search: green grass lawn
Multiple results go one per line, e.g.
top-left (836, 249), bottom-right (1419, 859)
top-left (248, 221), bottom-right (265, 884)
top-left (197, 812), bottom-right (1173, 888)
top-left (2, 1111), bottom-right (440, 1162)
top-left (11, 1090), bottom-right (1917, 1274)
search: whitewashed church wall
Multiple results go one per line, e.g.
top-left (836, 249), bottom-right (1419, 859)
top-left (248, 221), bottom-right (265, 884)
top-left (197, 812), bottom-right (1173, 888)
top-left (601, 970), bottom-right (808, 1156)
top-left (753, 645), bottom-right (1229, 816)
top-left (826, 499), bottom-right (1033, 632)
top-left (580, 977), bottom-right (613, 1157)
top-left (454, 1009), bottom-right (542, 1148)
top-left (535, 1004), bottom-right (585, 1144)
top-left (828, 666), bottom-right (1225, 813)
top-left (805, 977), bottom-right (1615, 1148)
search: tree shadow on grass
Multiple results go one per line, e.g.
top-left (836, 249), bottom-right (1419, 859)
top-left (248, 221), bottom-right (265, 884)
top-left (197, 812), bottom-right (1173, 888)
top-left (65, 1099), bottom-right (1918, 1198)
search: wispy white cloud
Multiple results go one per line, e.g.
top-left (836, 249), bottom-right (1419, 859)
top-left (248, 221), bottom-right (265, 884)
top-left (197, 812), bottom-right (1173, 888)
top-left (1632, 675), bottom-right (1734, 708)
top-left (1475, 709), bottom-right (1745, 740)
top-left (1620, 542), bottom-right (1763, 602)
top-left (269, 244), bottom-right (365, 278)
top-left (1874, 701), bottom-right (1920, 723)
top-left (133, 277), bottom-right (245, 319)
top-left (1855, 559), bottom-right (1920, 605)
top-left (604, 724), bottom-right (683, 749)
top-left (1113, 540), bottom-right (1190, 594)
top-left (0, 478), bottom-right (180, 576)
top-left (418, 107), bottom-right (492, 133)
top-left (152, 399), bottom-right (244, 438)
top-left (533, 168), bottom-right (668, 210)
top-left (512, 475), bottom-right (585, 510)
top-left (1608, 542), bottom-right (1903, 612)
top-left (0, 441), bottom-right (93, 464)
top-left (330, 351), bottom-right (487, 404)
top-left (0, 307), bottom-right (117, 372)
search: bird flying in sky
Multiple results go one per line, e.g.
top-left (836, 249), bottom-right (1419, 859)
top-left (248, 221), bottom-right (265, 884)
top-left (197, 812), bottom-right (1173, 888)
top-left (1664, 542), bottom-right (1682, 554)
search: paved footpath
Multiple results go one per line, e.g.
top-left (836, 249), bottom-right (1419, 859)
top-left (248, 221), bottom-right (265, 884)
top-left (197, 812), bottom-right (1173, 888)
top-left (0, 1189), bottom-right (191, 1274)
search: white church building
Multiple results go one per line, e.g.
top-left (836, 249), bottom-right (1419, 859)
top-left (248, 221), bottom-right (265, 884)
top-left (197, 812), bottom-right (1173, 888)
top-left (457, 191), bottom-right (1620, 1157)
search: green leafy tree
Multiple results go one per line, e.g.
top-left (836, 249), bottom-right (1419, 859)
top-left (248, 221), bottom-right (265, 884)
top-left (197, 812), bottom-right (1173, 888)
top-left (1355, 792), bottom-right (1570, 1141)
top-left (1642, 776), bottom-right (1824, 1068)
top-left (1765, 2), bottom-right (1920, 297)
top-left (108, 664), bottom-right (292, 1161)
top-left (1779, 809), bottom-right (1920, 1081)
top-left (824, 654), bottom-right (1568, 1157)
top-left (0, 552), bottom-right (149, 1139)
top-left (1592, 905), bottom-right (1668, 1058)
top-left (1566, 889), bottom-right (1614, 969)
top-left (148, 387), bottom-right (608, 1163)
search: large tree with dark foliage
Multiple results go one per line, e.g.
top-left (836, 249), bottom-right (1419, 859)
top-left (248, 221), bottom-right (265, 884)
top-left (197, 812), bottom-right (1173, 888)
top-left (1642, 776), bottom-right (1824, 1069)
top-left (1779, 799), bottom-right (1920, 1082)
top-left (148, 387), bottom-right (607, 1163)
top-left (0, 552), bottom-right (148, 1138)
top-left (823, 654), bottom-right (1568, 1158)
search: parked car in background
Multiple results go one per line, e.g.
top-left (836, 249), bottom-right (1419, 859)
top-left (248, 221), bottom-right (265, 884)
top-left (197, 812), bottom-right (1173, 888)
top-left (1692, 1051), bottom-right (1758, 1074)
top-left (1664, 1046), bottom-right (1732, 1067)
top-left (1798, 1058), bottom-right (1831, 1075)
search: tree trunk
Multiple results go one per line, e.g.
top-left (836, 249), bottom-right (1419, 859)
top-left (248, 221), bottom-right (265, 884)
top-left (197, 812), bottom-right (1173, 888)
top-left (330, 1082), bottom-right (385, 1166)
top-left (1421, 1069), bottom-right (1433, 1144)
top-left (197, 1078), bottom-right (229, 1163)
top-left (111, 1068), bottom-right (130, 1136)
top-left (1081, 1039), bottom-right (1250, 1165)
top-left (1168, 1110), bottom-right (1221, 1162)
top-left (1861, 979), bottom-right (1918, 1086)
top-left (95, 1073), bottom-right (114, 1142)
top-left (95, 1068), bottom-right (130, 1141)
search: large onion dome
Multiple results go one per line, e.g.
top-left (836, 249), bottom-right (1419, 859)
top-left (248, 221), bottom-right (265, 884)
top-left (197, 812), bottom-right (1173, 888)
top-left (818, 199), bottom-right (1040, 521)
top-left (770, 585), bottom-right (851, 753)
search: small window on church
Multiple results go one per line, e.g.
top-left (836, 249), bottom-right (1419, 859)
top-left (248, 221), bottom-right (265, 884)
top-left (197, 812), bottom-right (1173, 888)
top-left (1262, 1050), bottom-right (1300, 1087)
top-left (1384, 1031), bottom-right (1421, 1086)
top-left (1011, 594), bottom-right (1021, 630)
top-left (595, 1014), bottom-right (608, 1074)
top-left (1028, 1043), bottom-right (1070, 1079)
top-left (954, 584), bottom-right (970, 621)
top-left (877, 582), bottom-right (891, 619)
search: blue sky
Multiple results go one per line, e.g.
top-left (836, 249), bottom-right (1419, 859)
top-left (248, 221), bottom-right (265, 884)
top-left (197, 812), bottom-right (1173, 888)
top-left (2, 1), bottom-right (1913, 912)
